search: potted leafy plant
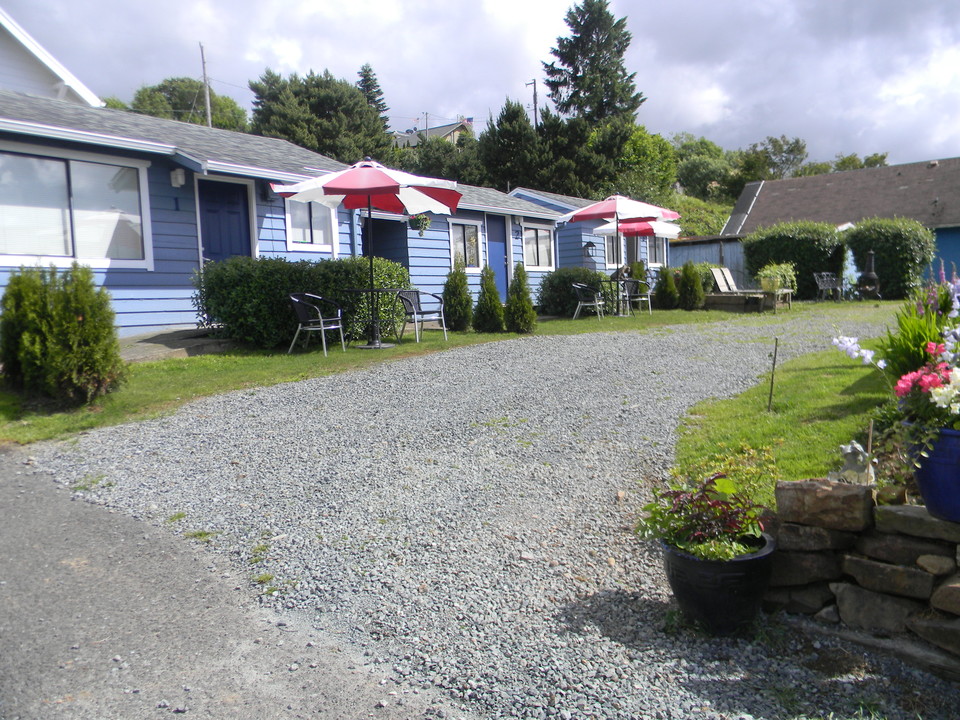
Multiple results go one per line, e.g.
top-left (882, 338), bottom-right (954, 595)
top-left (755, 262), bottom-right (796, 293)
top-left (636, 472), bottom-right (775, 635)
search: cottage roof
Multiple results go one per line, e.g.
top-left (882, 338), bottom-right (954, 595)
top-left (722, 158), bottom-right (960, 236)
top-left (457, 184), bottom-right (560, 220)
top-left (509, 187), bottom-right (596, 211)
top-left (0, 89), bottom-right (345, 181)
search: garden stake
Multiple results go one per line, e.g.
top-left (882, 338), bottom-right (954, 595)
top-left (767, 337), bottom-right (779, 412)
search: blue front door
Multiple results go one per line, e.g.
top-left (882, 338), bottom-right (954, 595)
top-left (486, 214), bottom-right (508, 301)
top-left (198, 180), bottom-right (251, 263)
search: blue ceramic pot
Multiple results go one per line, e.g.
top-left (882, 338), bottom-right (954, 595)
top-left (915, 427), bottom-right (960, 522)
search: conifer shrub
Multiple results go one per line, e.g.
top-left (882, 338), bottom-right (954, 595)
top-left (0, 263), bottom-right (126, 405)
top-left (442, 258), bottom-right (473, 331)
top-left (677, 261), bottom-right (706, 310)
top-left (629, 260), bottom-right (648, 291)
top-left (654, 266), bottom-right (680, 309)
top-left (504, 262), bottom-right (537, 334)
top-left (473, 265), bottom-right (505, 333)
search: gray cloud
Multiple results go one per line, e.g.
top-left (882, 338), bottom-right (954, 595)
top-left (6, 0), bottom-right (959, 166)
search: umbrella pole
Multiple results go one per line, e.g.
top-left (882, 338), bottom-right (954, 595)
top-left (368, 197), bottom-right (380, 348)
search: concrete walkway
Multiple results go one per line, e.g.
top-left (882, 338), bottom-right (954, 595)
top-left (118, 328), bottom-right (234, 363)
top-left (0, 447), bottom-right (477, 719)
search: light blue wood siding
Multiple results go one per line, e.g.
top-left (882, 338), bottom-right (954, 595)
top-left (670, 238), bottom-right (746, 286)
top-left (0, 153), bottom-right (202, 336)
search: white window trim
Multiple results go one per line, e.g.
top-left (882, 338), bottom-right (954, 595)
top-left (447, 218), bottom-right (484, 273)
top-left (521, 221), bottom-right (555, 271)
top-left (194, 175), bottom-right (257, 261)
top-left (0, 139), bottom-right (154, 270)
top-left (284, 200), bottom-right (337, 255)
top-left (604, 232), bottom-right (625, 269)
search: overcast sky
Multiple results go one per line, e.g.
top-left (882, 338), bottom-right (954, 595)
top-left (6, 0), bottom-right (960, 166)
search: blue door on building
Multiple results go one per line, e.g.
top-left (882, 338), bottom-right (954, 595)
top-left (198, 180), bottom-right (251, 263)
top-left (486, 214), bottom-right (509, 301)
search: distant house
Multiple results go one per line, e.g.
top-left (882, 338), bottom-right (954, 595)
top-left (391, 118), bottom-right (473, 148)
top-left (510, 187), bottom-right (673, 272)
top-left (720, 157), bottom-right (960, 271)
top-left (0, 7), bottom-right (102, 106)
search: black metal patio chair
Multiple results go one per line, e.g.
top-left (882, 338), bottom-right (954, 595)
top-left (572, 282), bottom-right (604, 320)
top-left (396, 289), bottom-right (447, 342)
top-left (287, 293), bottom-right (346, 356)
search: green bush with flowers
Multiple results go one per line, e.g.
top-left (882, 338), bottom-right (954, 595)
top-left (833, 273), bottom-right (960, 484)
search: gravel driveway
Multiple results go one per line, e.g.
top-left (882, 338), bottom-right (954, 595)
top-left (9, 313), bottom-right (960, 719)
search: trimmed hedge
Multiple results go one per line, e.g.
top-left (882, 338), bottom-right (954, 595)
top-left (193, 256), bottom-right (410, 349)
top-left (537, 266), bottom-right (612, 317)
top-left (0, 263), bottom-right (126, 405)
top-left (742, 221), bottom-right (844, 300)
top-left (844, 218), bottom-right (936, 300)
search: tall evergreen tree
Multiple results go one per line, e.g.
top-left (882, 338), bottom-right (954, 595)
top-left (542, 0), bottom-right (644, 123)
top-left (250, 69), bottom-right (392, 163)
top-left (356, 63), bottom-right (390, 132)
top-left (477, 100), bottom-right (539, 192)
top-left (399, 131), bottom-right (486, 185)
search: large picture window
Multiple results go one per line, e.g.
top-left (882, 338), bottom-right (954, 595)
top-left (450, 222), bottom-right (480, 269)
top-left (523, 225), bottom-right (553, 269)
top-left (0, 149), bottom-right (146, 264)
top-left (287, 200), bottom-right (335, 252)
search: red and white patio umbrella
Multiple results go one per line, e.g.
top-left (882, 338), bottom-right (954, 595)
top-left (557, 195), bottom-right (680, 225)
top-left (594, 219), bottom-right (681, 239)
top-left (273, 158), bottom-right (461, 348)
top-left (558, 195), bottom-right (680, 268)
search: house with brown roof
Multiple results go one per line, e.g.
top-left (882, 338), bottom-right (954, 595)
top-left (720, 157), bottom-right (960, 272)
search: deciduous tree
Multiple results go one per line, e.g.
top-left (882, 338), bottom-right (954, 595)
top-left (128, 77), bottom-right (248, 131)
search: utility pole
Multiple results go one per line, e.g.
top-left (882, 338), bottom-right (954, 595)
top-left (199, 42), bottom-right (212, 128)
top-left (526, 79), bottom-right (538, 127)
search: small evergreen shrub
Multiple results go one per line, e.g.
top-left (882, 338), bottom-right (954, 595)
top-left (742, 221), bottom-right (844, 300)
top-left (442, 258), bottom-right (473, 331)
top-left (844, 217), bottom-right (936, 299)
top-left (193, 256), bottom-right (410, 348)
top-left (473, 265), bottom-right (505, 333)
top-left (629, 260), bottom-right (648, 291)
top-left (692, 262), bottom-right (718, 294)
top-left (654, 267), bottom-right (679, 309)
top-left (504, 262), bottom-right (537, 334)
top-left (0, 263), bottom-right (126, 405)
top-left (537, 266), bottom-right (610, 317)
top-left (677, 261), bottom-right (706, 310)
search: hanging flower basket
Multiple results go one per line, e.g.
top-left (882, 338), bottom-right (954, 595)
top-left (409, 213), bottom-right (431, 236)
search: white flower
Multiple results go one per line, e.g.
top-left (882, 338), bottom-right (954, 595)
top-left (859, 349), bottom-right (875, 365)
top-left (877, 359), bottom-right (887, 369)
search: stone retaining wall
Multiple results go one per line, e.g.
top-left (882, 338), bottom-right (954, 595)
top-left (770, 480), bottom-right (960, 664)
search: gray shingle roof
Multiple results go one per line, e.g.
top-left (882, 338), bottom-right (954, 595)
top-left (457, 183), bottom-right (560, 218)
top-left (722, 158), bottom-right (960, 236)
top-left (0, 89), bottom-right (345, 178)
top-left (510, 187), bottom-right (596, 210)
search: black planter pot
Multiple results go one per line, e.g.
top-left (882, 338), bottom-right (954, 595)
top-left (661, 533), bottom-right (776, 636)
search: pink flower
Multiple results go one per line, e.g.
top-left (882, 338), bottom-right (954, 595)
top-left (896, 371), bottom-right (920, 397)
top-left (927, 342), bottom-right (946, 356)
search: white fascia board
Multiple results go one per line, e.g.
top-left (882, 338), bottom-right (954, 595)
top-left (0, 8), bottom-right (103, 107)
top-left (203, 160), bottom-right (311, 183)
top-left (0, 117), bottom-right (179, 155)
top-left (459, 203), bottom-right (559, 221)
